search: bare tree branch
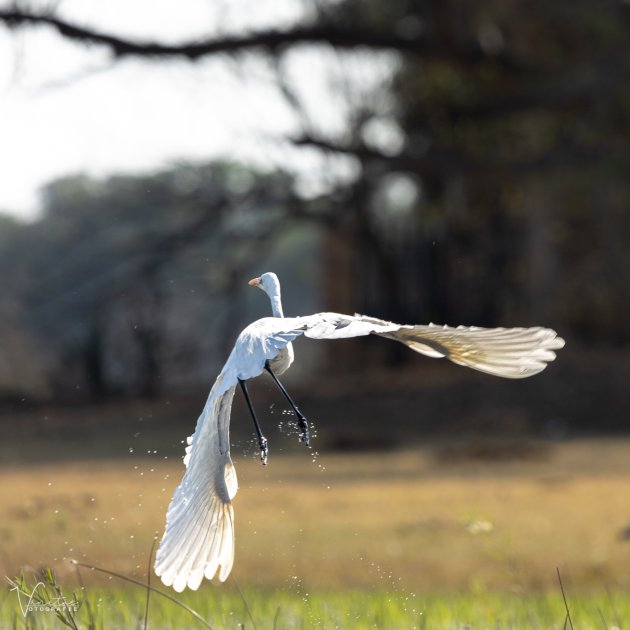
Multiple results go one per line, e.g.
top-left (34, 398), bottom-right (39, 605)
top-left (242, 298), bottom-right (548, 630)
top-left (0, 7), bottom-right (522, 65)
top-left (0, 9), bottom-right (422, 58)
top-left (292, 132), bottom-right (627, 175)
top-left (291, 133), bottom-right (464, 176)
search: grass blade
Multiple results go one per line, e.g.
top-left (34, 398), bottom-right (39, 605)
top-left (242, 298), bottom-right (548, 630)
top-left (230, 573), bottom-right (258, 630)
top-left (70, 559), bottom-right (213, 630)
top-left (144, 538), bottom-right (157, 630)
top-left (557, 567), bottom-right (574, 630)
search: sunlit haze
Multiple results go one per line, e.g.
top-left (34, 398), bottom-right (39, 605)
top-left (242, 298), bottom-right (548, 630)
top-left (0, 0), bottom-right (379, 218)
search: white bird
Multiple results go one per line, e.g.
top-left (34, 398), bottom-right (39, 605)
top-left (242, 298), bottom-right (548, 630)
top-left (154, 272), bottom-right (565, 592)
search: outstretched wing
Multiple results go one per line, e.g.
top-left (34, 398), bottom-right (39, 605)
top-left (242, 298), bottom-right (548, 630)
top-left (379, 322), bottom-right (565, 378)
top-left (267, 313), bottom-right (564, 379)
top-left (155, 375), bottom-right (238, 592)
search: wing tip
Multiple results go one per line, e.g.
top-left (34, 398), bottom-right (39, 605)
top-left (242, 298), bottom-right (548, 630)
top-left (156, 556), bottom-right (233, 591)
top-left (154, 501), bottom-right (235, 592)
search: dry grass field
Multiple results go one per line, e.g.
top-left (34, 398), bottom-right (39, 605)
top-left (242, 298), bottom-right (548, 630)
top-left (1, 438), bottom-right (629, 597)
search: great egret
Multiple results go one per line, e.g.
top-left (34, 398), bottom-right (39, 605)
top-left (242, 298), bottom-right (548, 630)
top-left (155, 272), bottom-right (564, 592)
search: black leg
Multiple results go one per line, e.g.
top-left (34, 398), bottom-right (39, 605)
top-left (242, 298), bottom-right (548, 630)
top-left (264, 361), bottom-right (310, 446)
top-left (238, 378), bottom-right (268, 465)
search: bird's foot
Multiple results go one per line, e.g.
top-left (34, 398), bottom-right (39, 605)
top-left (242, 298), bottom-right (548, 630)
top-left (297, 414), bottom-right (310, 447)
top-left (259, 436), bottom-right (269, 466)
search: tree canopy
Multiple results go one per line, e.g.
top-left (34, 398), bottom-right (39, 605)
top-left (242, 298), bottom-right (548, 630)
top-left (1, 0), bottom-right (628, 412)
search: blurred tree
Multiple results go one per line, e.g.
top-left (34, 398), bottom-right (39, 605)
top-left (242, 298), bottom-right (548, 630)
top-left (0, 214), bottom-right (52, 395)
top-left (3, 162), bottom-right (320, 399)
top-left (301, 0), bottom-right (630, 345)
top-left (1, 0), bottom-right (630, 385)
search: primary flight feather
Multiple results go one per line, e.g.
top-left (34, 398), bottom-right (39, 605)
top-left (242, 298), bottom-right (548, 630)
top-left (155, 272), bottom-right (565, 591)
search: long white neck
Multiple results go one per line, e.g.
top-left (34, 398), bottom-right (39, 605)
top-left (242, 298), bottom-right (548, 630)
top-left (269, 293), bottom-right (284, 318)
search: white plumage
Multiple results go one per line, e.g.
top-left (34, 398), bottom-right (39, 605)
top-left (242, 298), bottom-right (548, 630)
top-left (155, 272), bottom-right (565, 591)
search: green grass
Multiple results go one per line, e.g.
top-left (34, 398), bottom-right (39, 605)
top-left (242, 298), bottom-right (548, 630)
top-left (4, 570), bottom-right (630, 629)
top-left (3, 440), bottom-right (630, 627)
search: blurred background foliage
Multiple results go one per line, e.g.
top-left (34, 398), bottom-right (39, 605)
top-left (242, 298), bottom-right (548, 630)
top-left (0, 0), bottom-right (629, 446)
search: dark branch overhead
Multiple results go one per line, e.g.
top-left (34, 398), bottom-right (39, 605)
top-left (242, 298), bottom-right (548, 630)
top-left (291, 133), bottom-right (620, 175)
top-left (1, 4), bottom-right (624, 176)
top-left (1, 6), bottom-right (620, 127)
top-left (0, 9), bottom-right (423, 58)
top-left (0, 7), bottom-right (521, 66)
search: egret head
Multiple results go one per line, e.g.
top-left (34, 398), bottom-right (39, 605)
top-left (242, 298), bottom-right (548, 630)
top-left (248, 272), bottom-right (280, 298)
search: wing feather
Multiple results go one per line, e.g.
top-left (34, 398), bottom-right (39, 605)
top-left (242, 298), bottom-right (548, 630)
top-left (155, 380), bottom-right (237, 591)
top-left (380, 323), bottom-right (565, 378)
